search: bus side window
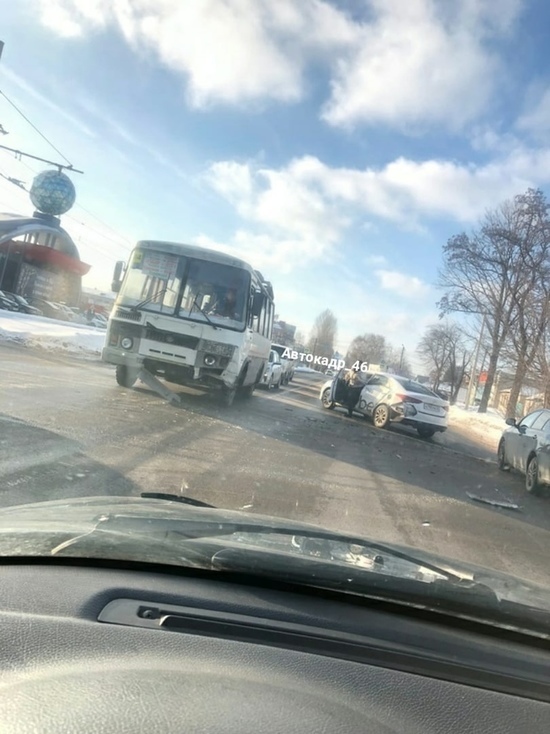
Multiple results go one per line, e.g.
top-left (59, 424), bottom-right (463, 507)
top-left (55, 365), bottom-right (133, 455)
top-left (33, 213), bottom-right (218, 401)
top-left (267, 302), bottom-right (274, 339)
top-left (252, 293), bottom-right (261, 332)
top-left (248, 289), bottom-right (255, 329)
top-left (260, 299), bottom-right (269, 336)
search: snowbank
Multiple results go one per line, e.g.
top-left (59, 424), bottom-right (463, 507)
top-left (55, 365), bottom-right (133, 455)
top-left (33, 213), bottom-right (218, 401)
top-left (0, 310), bottom-right (105, 358)
top-left (449, 404), bottom-right (506, 449)
top-left (294, 366), bottom-right (323, 374)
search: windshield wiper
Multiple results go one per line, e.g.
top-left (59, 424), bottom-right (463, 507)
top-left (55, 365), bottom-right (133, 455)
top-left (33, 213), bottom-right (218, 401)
top-left (140, 492), bottom-right (216, 508)
top-left (189, 293), bottom-right (218, 330)
top-left (131, 285), bottom-right (173, 312)
top-left (90, 508), bottom-right (464, 584)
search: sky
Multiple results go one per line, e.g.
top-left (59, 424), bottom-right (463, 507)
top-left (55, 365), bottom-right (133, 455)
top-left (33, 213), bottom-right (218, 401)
top-left (1, 0), bottom-right (550, 369)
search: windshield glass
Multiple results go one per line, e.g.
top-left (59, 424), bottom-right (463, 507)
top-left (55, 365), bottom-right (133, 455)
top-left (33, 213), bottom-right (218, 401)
top-left (178, 260), bottom-right (249, 329)
top-left (118, 250), bottom-right (184, 314)
top-left (118, 249), bottom-right (250, 329)
top-left (2, 1), bottom-right (550, 634)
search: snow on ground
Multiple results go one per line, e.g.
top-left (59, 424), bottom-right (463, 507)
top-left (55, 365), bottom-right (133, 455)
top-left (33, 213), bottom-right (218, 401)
top-left (0, 310), bottom-right (105, 358)
top-left (294, 366), bottom-right (319, 373)
top-left (449, 403), bottom-right (507, 449)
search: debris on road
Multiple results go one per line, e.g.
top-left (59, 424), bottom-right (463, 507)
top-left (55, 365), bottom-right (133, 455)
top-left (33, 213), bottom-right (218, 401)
top-left (466, 492), bottom-right (521, 511)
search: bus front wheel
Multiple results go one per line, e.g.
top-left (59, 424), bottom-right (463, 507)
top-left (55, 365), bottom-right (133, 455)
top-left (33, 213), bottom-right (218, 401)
top-left (240, 383), bottom-right (256, 399)
top-left (116, 365), bottom-right (137, 388)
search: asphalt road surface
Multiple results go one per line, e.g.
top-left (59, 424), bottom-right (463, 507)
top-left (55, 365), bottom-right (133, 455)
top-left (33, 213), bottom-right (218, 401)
top-left (2, 344), bottom-right (550, 588)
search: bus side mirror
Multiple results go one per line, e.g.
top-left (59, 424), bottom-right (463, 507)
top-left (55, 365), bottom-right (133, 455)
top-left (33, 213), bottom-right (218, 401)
top-left (111, 260), bottom-right (125, 293)
top-left (251, 292), bottom-right (264, 317)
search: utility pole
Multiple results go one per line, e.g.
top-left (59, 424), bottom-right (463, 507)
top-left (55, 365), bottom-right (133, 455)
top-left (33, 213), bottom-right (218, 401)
top-left (464, 315), bottom-right (487, 410)
top-left (399, 344), bottom-right (405, 372)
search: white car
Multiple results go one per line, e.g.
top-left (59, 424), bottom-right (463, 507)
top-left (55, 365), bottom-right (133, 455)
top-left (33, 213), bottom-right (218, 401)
top-left (320, 370), bottom-right (449, 438)
top-left (261, 349), bottom-right (284, 389)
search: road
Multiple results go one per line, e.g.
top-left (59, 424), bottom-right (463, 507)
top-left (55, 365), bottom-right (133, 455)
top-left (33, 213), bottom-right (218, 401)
top-left (1, 344), bottom-right (550, 588)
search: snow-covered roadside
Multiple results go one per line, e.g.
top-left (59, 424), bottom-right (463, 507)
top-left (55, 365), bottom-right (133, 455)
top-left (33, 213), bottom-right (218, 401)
top-left (449, 404), bottom-right (507, 450)
top-left (0, 310), bottom-right (105, 358)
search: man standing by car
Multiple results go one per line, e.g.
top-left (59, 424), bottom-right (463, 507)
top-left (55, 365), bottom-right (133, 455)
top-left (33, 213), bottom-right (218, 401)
top-left (344, 366), bottom-right (367, 417)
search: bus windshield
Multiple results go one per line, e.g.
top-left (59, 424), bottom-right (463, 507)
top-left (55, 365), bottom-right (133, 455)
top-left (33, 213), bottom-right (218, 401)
top-left (179, 259), bottom-right (249, 329)
top-left (118, 250), bottom-right (184, 314)
top-left (118, 249), bottom-right (250, 330)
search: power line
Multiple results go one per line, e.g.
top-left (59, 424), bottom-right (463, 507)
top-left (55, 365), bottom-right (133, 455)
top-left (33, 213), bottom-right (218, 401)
top-left (0, 88), bottom-right (72, 166)
top-left (0, 170), bottom-right (25, 190)
top-left (0, 151), bottom-right (132, 253)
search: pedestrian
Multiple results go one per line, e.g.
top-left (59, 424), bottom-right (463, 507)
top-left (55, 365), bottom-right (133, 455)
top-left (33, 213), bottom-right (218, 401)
top-left (344, 365), bottom-right (366, 417)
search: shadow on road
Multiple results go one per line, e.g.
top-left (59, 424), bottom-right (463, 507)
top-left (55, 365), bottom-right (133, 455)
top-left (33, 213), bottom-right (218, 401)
top-left (124, 372), bottom-right (550, 536)
top-left (0, 413), bottom-right (141, 508)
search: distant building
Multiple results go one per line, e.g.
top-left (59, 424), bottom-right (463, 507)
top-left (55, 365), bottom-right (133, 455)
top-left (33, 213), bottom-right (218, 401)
top-left (0, 212), bottom-right (90, 306)
top-left (272, 319), bottom-right (296, 346)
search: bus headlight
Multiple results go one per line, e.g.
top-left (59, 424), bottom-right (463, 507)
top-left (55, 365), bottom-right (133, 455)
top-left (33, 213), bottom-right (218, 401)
top-left (121, 337), bottom-right (133, 350)
top-left (204, 355), bottom-right (217, 367)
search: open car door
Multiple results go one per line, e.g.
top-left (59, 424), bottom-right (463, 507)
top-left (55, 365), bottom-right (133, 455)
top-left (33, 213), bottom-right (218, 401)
top-left (330, 368), bottom-right (347, 404)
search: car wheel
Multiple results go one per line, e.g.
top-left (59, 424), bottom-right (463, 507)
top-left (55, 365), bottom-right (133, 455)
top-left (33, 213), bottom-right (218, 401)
top-left (321, 388), bottom-right (335, 410)
top-left (373, 403), bottom-right (390, 429)
top-left (115, 365), bottom-right (137, 388)
top-left (417, 425), bottom-right (436, 439)
top-left (497, 440), bottom-right (509, 471)
top-left (526, 455), bottom-right (543, 495)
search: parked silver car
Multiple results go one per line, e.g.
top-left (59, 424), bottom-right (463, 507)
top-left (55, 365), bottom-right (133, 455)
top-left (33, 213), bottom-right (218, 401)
top-left (498, 408), bottom-right (550, 495)
top-left (271, 343), bottom-right (294, 385)
top-left (260, 349), bottom-right (284, 389)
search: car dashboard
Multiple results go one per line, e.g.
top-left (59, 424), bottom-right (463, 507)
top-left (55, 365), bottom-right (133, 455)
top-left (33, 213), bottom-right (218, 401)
top-left (0, 561), bottom-right (549, 733)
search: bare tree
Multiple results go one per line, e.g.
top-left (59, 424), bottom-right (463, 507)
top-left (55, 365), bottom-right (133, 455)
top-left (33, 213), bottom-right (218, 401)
top-left (417, 323), bottom-right (452, 391)
top-left (531, 327), bottom-right (550, 408)
top-left (292, 330), bottom-right (306, 351)
top-left (439, 188), bottom-right (550, 413)
top-left (417, 321), bottom-right (470, 403)
top-left (345, 333), bottom-right (386, 366)
top-left (307, 309), bottom-right (337, 360)
top-left (386, 347), bottom-right (413, 377)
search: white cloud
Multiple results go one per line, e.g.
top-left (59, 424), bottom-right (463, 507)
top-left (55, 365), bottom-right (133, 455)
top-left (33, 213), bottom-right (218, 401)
top-left (36, 0), bottom-right (356, 109)
top-left (203, 158), bottom-right (349, 272)
top-left (322, 0), bottom-right (522, 131)
top-left (205, 144), bottom-right (550, 252)
top-left (39, 1), bottom-right (83, 37)
top-left (34, 0), bottom-right (521, 130)
top-left (375, 269), bottom-right (431, 298)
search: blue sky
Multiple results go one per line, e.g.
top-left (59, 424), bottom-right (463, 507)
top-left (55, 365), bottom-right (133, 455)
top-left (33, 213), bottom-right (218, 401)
top-left (1, 0), bottom-right (550, 366)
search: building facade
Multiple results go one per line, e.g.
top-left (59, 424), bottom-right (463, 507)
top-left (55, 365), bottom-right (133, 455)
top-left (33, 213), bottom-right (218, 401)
top-left (0, 212), bottom-right (90, 306)
top-left (272, 319), bottom-right (296, 346)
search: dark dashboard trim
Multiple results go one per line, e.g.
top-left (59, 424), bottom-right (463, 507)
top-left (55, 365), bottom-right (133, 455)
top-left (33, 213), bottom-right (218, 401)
top-left (1, 557), bottom-right (549, 704)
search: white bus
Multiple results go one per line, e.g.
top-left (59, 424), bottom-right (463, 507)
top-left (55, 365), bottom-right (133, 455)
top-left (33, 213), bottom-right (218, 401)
top-left (102, 241), bottom-right (275, 406)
